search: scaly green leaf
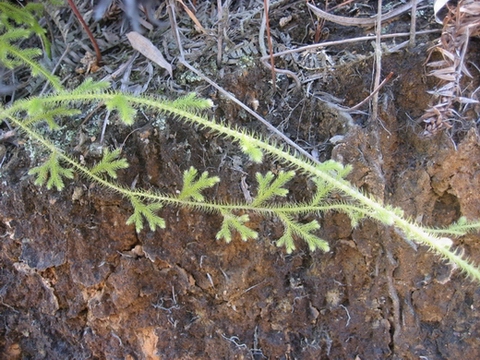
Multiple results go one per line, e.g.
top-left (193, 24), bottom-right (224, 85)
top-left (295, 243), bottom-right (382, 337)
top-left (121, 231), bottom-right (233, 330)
top-left (276, 226), bottom-right (295, 254)
top-left (0, 2), bottom-right (49, 58)
top-left (0, 31), bottom-right (60, 89)
top-left (170, 93), bottom-right (213, 111)
top-left (310, 177), bottom-right (335, 206)
top-left (70, 77), bottom-right (110, 94)
top-left (427, 216), bottom-right (480, 236)
top-left (316, 159), bottom-right (352, 178)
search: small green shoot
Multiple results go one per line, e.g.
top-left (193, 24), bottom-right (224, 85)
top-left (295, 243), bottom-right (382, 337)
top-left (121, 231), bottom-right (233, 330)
top-left (126, 197), bottom-right (165, 233)
top-left (90, 148), bottom-right (129, 179)
top-left (216, 211), bottom-right (258, 242)
top-left (252, 170), bottom-right (295, 206)
top-left (177, 167), bottom-right (220, 201)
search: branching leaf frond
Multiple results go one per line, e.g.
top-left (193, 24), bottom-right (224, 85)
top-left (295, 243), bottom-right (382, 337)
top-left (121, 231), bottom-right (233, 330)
top-left (177, 166), bottom-right (220, 201)
top-left (0, 2), bottom-right (45, 34)
top-left (276, 214), bottom-right (329, 254)
top-left (0, 22), bottom-right (60, 90)
top-left (276, 225), bottom-right (295, 253)
top-left (252, 171), bottom-right (295, 206)
top-left (28, 151), bottom-right (74, 191)
top-left (1, 48), bottom-right (61, 91)
top-left (90, 148), bottom-right (129, 179)
top-left (2, 38), bottom-right (480, 286)
top-left (0, 36), bottom-right (38, 65)
top-left (126, 197), bottom-right (165, 232)
top-left (216, 211), bottom-right (258, 243)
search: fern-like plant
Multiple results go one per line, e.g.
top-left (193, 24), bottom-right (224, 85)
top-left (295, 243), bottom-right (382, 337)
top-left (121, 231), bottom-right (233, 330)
top-left (2, 1), bottom-right (480, 282)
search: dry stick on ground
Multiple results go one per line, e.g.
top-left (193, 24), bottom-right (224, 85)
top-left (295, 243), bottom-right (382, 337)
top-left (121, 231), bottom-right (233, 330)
top-left (365, 0), bottom-right (387, 204)
top-left (66, 0), bottom-right (102, 66)
top-left (176, 0), bottom-right (208, 34)
top-left (306, 0), bottom-right (424, 113)
top-left (330, 0), bottom-right (356, 12)
top-left (178, 60), bottom-right (318, 163)
top-left (167, 0), bottom-right (184, 60)
top-left (421, 0), bottom-right (480, 135)
top-left (40, 45), bottom-right (72, 96)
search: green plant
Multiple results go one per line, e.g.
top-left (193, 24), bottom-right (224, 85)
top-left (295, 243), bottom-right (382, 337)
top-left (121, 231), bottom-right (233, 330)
top-left (2, 1), bottom-right (480, 282)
